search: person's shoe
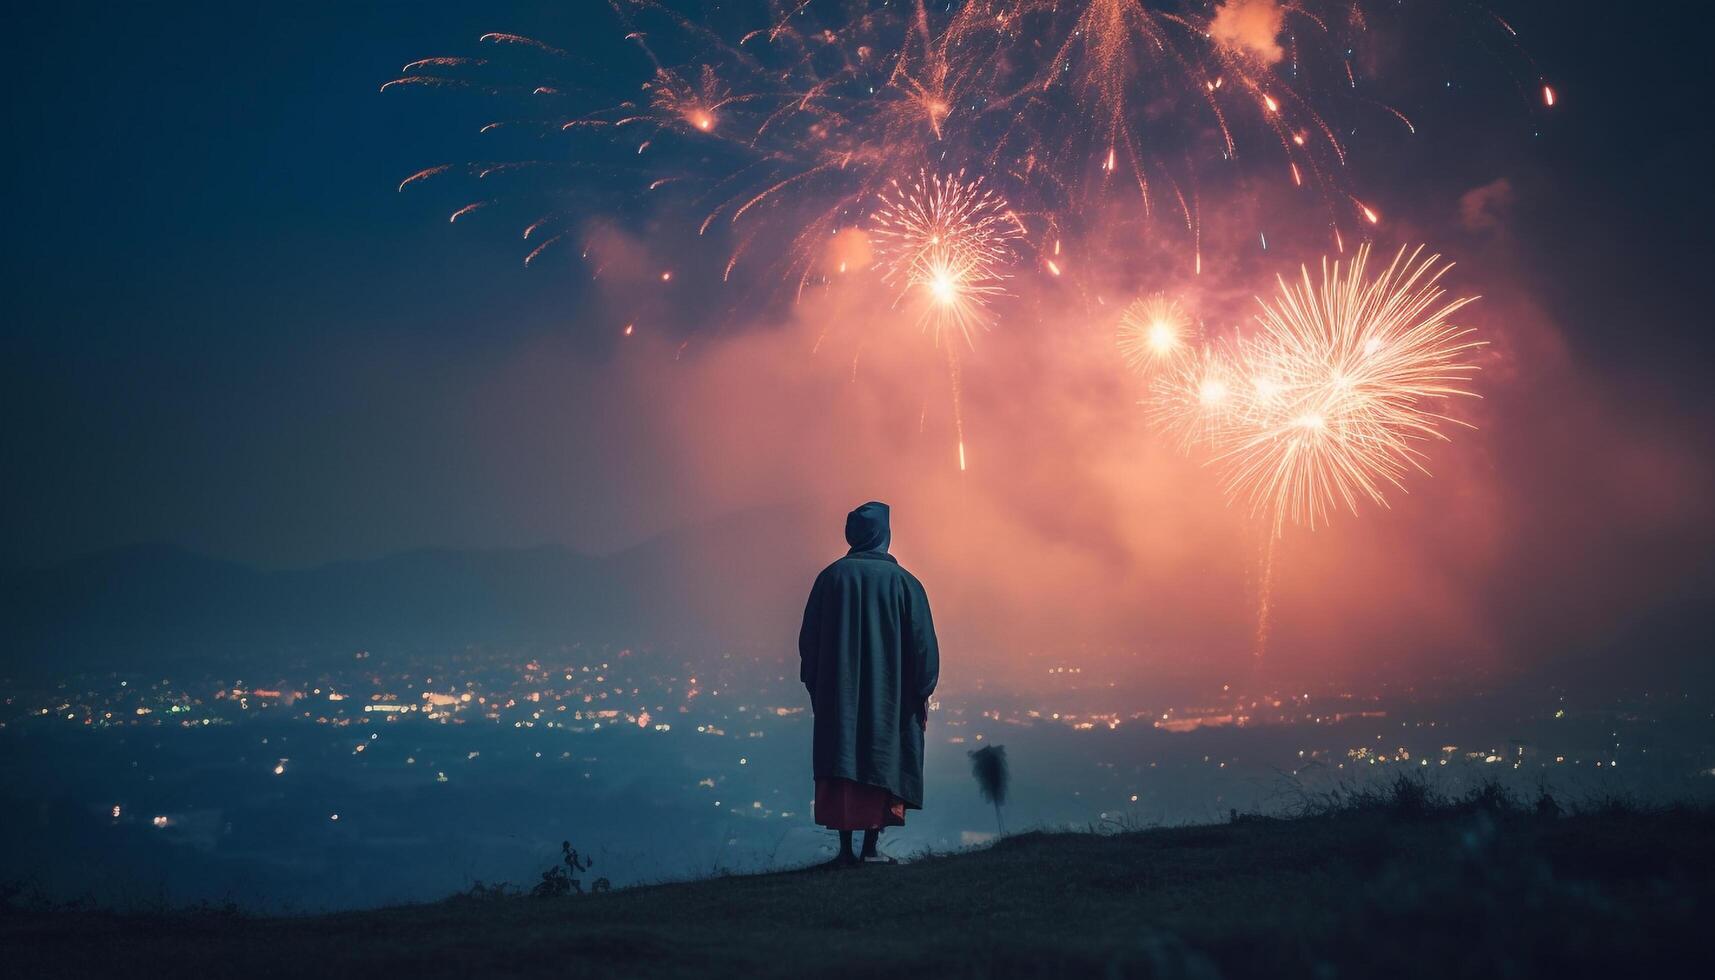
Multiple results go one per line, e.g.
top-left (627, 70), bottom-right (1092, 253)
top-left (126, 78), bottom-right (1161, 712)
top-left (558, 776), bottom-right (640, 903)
top-left (818, 852), bottom-right (859, 870)
top-left (860, 854), bottom-right (899, 865)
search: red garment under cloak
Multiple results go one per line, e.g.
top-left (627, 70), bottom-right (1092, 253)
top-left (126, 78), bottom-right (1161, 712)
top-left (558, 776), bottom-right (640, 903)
top-left (814, 777), bottom-right (907, 831)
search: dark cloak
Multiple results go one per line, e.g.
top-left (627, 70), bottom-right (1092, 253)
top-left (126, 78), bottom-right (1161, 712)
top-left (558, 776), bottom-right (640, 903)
top-left (798, 501), bottom-right (941, 808)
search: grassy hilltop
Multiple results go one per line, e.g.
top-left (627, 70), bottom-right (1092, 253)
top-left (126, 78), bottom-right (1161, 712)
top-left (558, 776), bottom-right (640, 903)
top-left (7, 787), bottom-right (1713, 979)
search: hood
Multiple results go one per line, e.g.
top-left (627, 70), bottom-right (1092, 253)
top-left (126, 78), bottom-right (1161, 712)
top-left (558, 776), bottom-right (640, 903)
top-left (844, 501), bottom-right (891, 555)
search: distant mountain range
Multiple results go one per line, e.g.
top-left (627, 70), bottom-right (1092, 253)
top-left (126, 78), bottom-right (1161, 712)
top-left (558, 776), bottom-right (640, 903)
top-left (8, 504), bottom-right (1711, 694)
top-left (0, 506), bottom-right (828, 676)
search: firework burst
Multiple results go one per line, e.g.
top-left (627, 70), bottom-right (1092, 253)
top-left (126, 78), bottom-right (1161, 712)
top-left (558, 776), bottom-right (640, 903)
top-left (1147, 337), bottom-right (1244, 451)
top-left (1117, 293), bottom-right (1195, 373)
top-left (870, 170), bottom-right (1025, 346)
top-left (1204, 244), bottom-right (1485, 530)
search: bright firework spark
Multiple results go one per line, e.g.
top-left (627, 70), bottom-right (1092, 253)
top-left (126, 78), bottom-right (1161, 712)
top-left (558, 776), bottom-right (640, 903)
top-left (870, 170), bottom-right (1024, 347)
top-left (1207, 244), bottom-right (1485, 531)
top-left (1117, 293), bottom-right (1194, 373)
top-left (648, 64), bottom-right (729, 134)
top-left (1147, 337), bottom-right (1245, 451)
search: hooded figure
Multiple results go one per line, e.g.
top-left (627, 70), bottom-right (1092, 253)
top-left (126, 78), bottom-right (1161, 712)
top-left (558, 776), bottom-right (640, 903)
top-left (799, 501), bottom-right (940, 864)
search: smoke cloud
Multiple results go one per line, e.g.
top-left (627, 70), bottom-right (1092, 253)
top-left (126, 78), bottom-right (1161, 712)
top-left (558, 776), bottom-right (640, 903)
top-left (524, 211), bottom-right (1713, 692)
top-left (1210, 0), bottom-right (1287, 64)
top-left (1459, 178), bottom-right (1516, 233)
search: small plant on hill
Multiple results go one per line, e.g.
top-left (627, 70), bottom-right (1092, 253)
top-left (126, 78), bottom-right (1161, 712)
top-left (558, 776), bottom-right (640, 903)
top-left (532, 841), bottom-right (611, 898)
top-left (462, 880), bottom-right (516, 901)
top-left (1385, 771), bottom-right (1437, 816)
top-left (1533, 785), bottom-right (1563, 820)
top-left (969, 744), bottom-right (1010, 835)
top-left (1459, 780), bottom-right (1516, 814)
top-left (1576, 791), bottom-right (1641, 818)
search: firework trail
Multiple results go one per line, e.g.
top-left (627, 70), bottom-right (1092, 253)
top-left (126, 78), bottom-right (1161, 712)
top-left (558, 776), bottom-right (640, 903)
top-left (947, 342), bottom-right (969, 472)
top-left (1251, 529), bottom-right (1285, 658)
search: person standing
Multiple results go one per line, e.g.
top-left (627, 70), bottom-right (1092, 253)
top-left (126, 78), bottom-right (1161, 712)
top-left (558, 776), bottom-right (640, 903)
top-left (798, 501), bottom-right (940, 866)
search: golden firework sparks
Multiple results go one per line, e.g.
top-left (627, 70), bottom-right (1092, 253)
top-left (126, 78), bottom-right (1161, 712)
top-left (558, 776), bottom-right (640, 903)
top-left (1148, 338), bottom-right (1246, 452)
top-left (1117, 293), bottom-right (1195, 373)
top-left (1208, 244), bottom-right (1485, 530)
top-left (870, 170), bottom-right (1024, 347)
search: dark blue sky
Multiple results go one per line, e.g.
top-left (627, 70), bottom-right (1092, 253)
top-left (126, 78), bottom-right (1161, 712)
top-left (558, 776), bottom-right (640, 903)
top-left (4, 1), bottom-right (1711, 570)
top-left (4, 1), bottom-right (616, 565)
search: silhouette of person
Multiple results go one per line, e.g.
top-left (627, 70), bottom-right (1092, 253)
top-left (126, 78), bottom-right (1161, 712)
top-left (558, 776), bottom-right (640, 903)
top-left (799, 501), bottom-right (940, 866)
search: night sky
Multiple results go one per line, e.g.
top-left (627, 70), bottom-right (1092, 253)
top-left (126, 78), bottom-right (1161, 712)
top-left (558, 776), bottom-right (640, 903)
top-left (4, 1), bottom-right (1712, 684)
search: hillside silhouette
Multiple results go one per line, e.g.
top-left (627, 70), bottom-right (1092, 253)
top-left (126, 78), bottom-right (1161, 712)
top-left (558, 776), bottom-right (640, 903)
top-left (8, 794), bottom-right (1711, 979)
